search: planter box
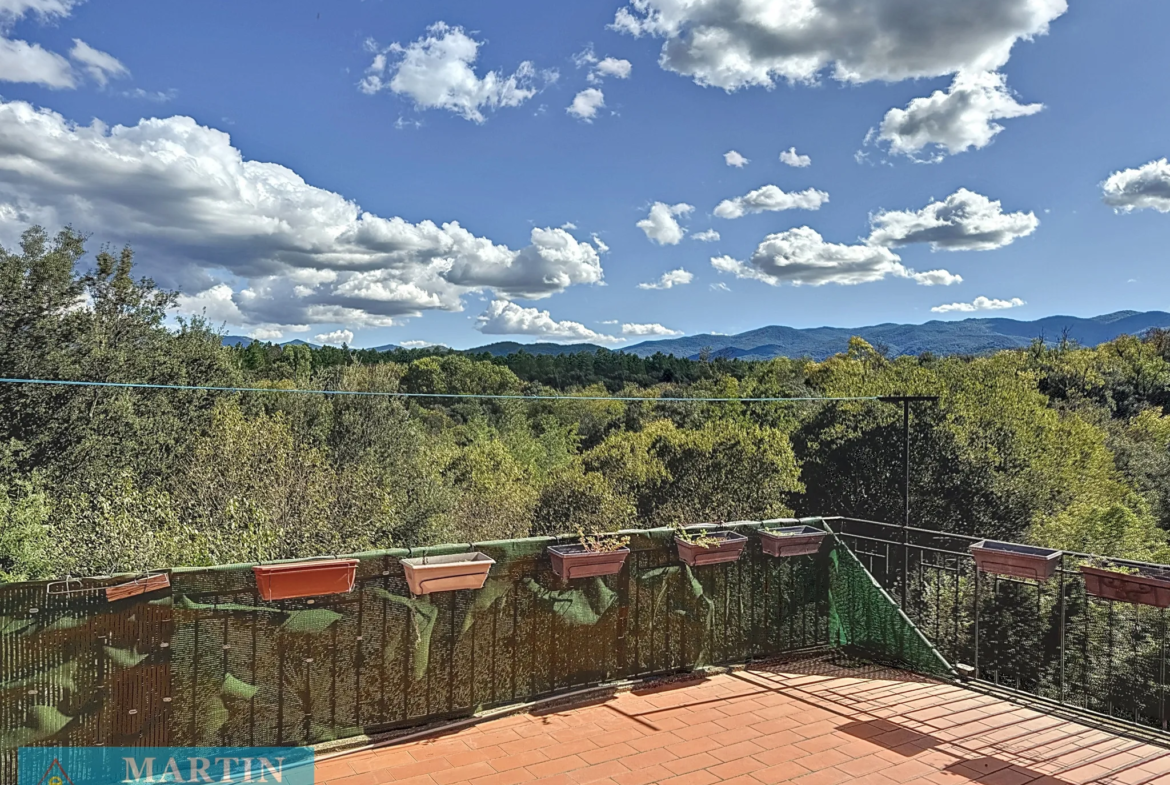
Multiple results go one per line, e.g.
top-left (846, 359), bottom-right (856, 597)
top-left (106, 573), bottom-right (171, 602)
top-left (675, 531), bottom-right (748, 567)
top-left (548, 544), bottom-right (630, 581)
top-left (759, 526), bottom-right (826, 558)
top-left (1081, 564), bottom-right (1170, 608)
top-left (401, 552), bottom-right (495, 595)
top-left (253, 559), bottom-right (358, 601)
top-left (970, 540), bottom-right (1061, 581)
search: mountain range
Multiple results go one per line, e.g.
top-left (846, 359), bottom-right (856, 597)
top-left (223, 311), bottom-right (1170, 362)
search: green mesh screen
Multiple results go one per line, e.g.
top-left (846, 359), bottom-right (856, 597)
top-left (827, 537), bottom-right (954, 679)
top-left (2, 521), bottom-right (848, 780)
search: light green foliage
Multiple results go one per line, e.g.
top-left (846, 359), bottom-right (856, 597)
top-left (0, 478), bottom-right (52, 581)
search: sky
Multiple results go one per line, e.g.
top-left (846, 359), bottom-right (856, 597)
top-left (0, 0), bottom-right (1168, 350)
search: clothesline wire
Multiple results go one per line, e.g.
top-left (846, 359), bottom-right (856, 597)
top-left (0, 377), bottom-right (881, 404)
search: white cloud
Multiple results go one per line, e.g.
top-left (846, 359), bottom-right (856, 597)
top-left (590, 57), bottom-right (632, 83)
top-left (567, 87), bottom-right (605, 121)
top-left (314, 329), bottom-right (354, 346)
top-left (123, 87), bottom-right (177, 102)
top-left (0, 98), bottom-right (604, 333)
top-left (692, 229), bottom-right (720, 242)
top-left (561, 221), bottom-right (578, 230)
top-left (710, 282), bottom-right (730, 292)
top-left (360, 22), bottom-right (547, 123)
top-left (637, 201), bottom-right (693, 244)
top-left (250, 327), bottom-right (285, 341)
top-left (867, 188), bottom-right (1039, 250)
top-left (932, 296), bottom-right (1026, 313)
top-left (475, 299), bottom-right (622, 344)
top-left (713, 185), bottom-right (829, 219)
top-left (591, 234), bottom-right (610, 254)
top-left (611, 0), bottom-right (1066, 90)
top-left (68, 39), bottom-right (128, 86)
top-left (1102, 159), bottom-right (1170, 213)
top-left (0, 1), bottom-right (81, 88)
top-left (724, 150), bottom-right (748, 167)
top-left (399, 339), bottom-right (446, 348)
top-left (175, 283), bottom-right (246, 324)
top-left (638, 268), bottom-right (693, 289)
top-left (877, 71), bottom-right (1042, 160)
top-left (622, 322), bottom-right (683, 337)
top-left (780, 147), bottom-right (811, 167)
top-left (711, 226), bottom-right (960, 287)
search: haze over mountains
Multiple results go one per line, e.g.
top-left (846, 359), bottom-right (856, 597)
top-left (225, 311), bottom-right (1170, 362)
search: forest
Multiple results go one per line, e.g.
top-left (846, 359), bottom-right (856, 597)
top-left (4, 226), bottom-right (1170, 580)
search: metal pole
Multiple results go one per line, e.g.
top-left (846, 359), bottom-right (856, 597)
top-left (903, 398), bottom-right (910, 607)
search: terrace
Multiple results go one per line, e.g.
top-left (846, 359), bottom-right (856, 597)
top-left (4, 518), bottom-right (1170, 784)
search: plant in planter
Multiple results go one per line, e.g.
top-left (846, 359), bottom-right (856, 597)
top-left (1078, 557), bottom-right (1170, 608)
top-left (548, 528), bottom-right (632, 581)
top-left (759, 525), bottom-right (827, 558)
top-left (401, 551), bottom-right (495, 596)
top-left (969, 540), bottom-right (1062, 581)
top-left (674, 525), bottom-right (748, 567)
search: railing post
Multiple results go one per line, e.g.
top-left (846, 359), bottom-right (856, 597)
top-left (973, 565), bottom-right (980, 679)
top-left (1059, 555), bottom-right (1066, 706)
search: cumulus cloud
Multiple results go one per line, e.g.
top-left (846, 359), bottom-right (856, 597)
top-left (567, 87), bottom-right (605, 121)
top-left (711, 226), bottom-right (960, 287)
top-left (622, 322), bottom-right (683, 336)
top-left (780, 147), bottom-right (811, 167)
top-left (0, 1), bottom-right (85, 88)
top-left (932, 296), bottom-right (1026, 313)
top-left (0, 98), bottom-right (605, 333)
top-left (867, 188), bottom-right (1039, 250)
top-left (1102, 159), bottom-right (1170, 213)
top-left (314, 329), bottom-right (354, 346)
top-left (360, 23), bottom-right (550, 123)
top-left (637, 201), bottom-right (693, 244)
top-left (68, 39), bottom-right (128, 86)
top-left (399, 339), bottom-right (446, 348)
top-left (724, 150), bottom-right (749, 167)
top-left (713, 185), bottom-right (829, 219)
top-left (877, 71), bottom-right (1042, 160)
top-left (611, 0), bottom-right (1066, 91)
top-left (574, 45), bottom-right (632, 84)
top-left (692, 229), bottom-right (720, 242)
top-left (637, 268), bottom-right (694, 289)
top-left (475, 299), bottom-right (622, 344)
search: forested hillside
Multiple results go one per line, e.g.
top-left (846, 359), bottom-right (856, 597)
top-left (4, 227), bottom-right (1170, 580)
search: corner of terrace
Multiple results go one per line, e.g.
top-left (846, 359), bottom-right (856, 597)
top-left (4, 517), bottom-right (1170, 784)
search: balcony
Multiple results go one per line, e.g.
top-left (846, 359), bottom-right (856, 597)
top-left (4, 519), bottom-right (1170, 784)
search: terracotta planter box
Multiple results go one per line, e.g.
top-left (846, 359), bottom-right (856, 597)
top-left (106, 572), bottom-right (170, 602)
top-left (759, 526), bottom-right (826, 558)
top-left (253, 559), bottom-right (358, 601)
top-left (548, 544), bottom-right (630, 581)
top-left (675, 531), bottom-right (748, 567)
top-left (401, 552), bottom-right (495, 595)
top-left (970, 540), bottom-right (1061, 581)
top-left (1081, 564), bottom-right (1170, 608)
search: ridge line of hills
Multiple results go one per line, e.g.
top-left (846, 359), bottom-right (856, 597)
top-left (223, 310), bottom-right (1170, 362)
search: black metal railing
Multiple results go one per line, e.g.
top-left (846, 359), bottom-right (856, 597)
top-left (827, 516), bottom-right (1170, 736)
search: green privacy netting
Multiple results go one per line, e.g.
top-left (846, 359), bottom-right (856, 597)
top-left (2, 519), bottom-right (952, 783)
top-left (826, 537), bottom-right (954, 679)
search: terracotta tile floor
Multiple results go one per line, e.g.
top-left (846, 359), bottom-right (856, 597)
top-left (316, 659), bottom-right (1170, 785)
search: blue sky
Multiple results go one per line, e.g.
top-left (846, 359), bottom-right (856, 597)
top-left (1, 0), bottom-right (1168, 349)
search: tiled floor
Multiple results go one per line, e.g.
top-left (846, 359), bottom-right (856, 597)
top-left (316, 659), bottom-right (1170, 785)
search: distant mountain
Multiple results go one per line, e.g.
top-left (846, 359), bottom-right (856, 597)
top-left (623, 311), bottom-right (1170, 361)
top-left (221, 336), bottom-right (320, 348)
top-left (466, 341), bottom-right (609, 357)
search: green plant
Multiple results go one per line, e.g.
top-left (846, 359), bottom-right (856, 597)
top-left (673, 525), bottom-right (722, 549)
top-left (1079, 556), bottom-right (1141, 575)
top-left (576, 527), bottom-right (630, 553)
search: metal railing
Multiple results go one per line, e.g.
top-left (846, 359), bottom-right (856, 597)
top-left (827, 516), bottom-right (1170, 736)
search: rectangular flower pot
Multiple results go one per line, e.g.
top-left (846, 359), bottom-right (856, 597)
top-left (105, 572), bottom-right (171, 602)
top-left (253, 558), bottom-right (359, 601)
top-left (970, 540), bottom-right (1061, 581)
top-left (675, 531), bottom-right (748, 567)
top-left (759, 526), bottom-right (826, 558)
top-left (401, 552), bottom-right (495, 595)
top-left (1081, 564), bottom-right (1170, 608)
top-left (548, 544), bottom-right (630, 581)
